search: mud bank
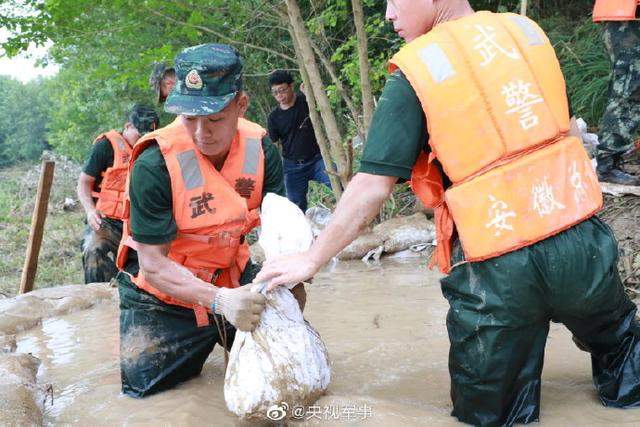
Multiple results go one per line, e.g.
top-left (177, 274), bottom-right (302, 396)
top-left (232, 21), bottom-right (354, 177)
top-left (0, 283), bottom-right (115, 426)
top-left (251, 212), bottom-right (436, 264)
top-left (8, 260), bottom-right (640, 425)
top-left (0, 283), bottom-right (114, 335)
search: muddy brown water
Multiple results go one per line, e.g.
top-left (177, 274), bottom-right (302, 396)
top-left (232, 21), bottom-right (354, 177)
top-left (16, 258), bottom-right (640, 426)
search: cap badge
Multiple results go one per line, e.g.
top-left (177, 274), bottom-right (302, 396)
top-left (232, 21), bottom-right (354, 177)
top-left (185, 69), bottom-right (203, 90)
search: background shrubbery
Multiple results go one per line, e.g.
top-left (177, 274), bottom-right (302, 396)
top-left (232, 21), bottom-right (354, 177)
top-left (0, 0), bottom-right (608, 167)
top-left (0, 0), bottom-right (632, 295)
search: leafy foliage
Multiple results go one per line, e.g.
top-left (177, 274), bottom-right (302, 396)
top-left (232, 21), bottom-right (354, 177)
top-left (541, 17), bottom-right (610, 126)
top-left (0, 0), bottom-right (612, 165)
top-left (0, 76), bottom-right (51, 166)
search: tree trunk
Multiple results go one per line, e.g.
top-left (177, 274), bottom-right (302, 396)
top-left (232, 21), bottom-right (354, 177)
top-left (309, 39), bottom-right (364, 138)
top-left (520, 0), bottom-right (528, 16)
top-left (289, 27), bottom-right (344, 199)
top-left (284, 0), bottom-right (351, 189)
top-left (351, 0), bottom-right (375, 132)
top-left (270, 2), bottom-right (364, 139)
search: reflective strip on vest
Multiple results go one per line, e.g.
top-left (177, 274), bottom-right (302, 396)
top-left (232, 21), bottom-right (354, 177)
top-left (419, 44), bottom-right (455, 83)
top-left (242, 138), bottom-right (261, 175)
top-left (509, 15), bottom-right (543, 45)
top-left (116, 138), bottom-right (127, 152)
top-left (177, 149), bottom-right (204, 190)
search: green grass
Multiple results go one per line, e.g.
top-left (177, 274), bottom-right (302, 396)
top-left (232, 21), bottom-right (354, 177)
top-left (541, 16), bottom-right (610, 127)
top-left (0, 155), bottom-right (85, 297)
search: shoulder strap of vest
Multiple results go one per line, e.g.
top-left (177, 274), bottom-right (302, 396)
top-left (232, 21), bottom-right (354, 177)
top-left (224, 118), bottom-right (266, 210)
top-left (96, 130), bottom-right (132, 168)
top-left (238, 117), bottom-right (267, 139)
top-left (130, 119), bottom-right (191, 164)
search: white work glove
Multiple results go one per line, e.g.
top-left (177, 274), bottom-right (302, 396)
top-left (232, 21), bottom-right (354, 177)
top-left (213, 286), bottom-right (266, 332)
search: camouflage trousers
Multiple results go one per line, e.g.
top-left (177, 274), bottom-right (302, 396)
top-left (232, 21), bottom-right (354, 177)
top-left (81, 218), bottom-right (122, 284)
top-left (597, 21), bottom-right (640, 162)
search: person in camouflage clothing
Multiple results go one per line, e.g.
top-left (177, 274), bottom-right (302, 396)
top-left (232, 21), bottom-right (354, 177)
top-left (148, 62), bottom-right (176, 104)
top-left (596, 18), bottom-right (640, 185)
top-left (115, 44), bottom-right (292, 398)
top-left (77, 104), bottom-right (160, 283)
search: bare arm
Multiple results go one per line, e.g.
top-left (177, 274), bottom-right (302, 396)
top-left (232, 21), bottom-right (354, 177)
top-left (309, 173), bottom-right (397, 265)
top-left (136, 241), bottom-right (218, 307)
top-left (136, 240), bottom-right (266, 330)
top-left (257, 172), bottom-right (398, 289)
top-left (77, 172), bottom-right (102, 231)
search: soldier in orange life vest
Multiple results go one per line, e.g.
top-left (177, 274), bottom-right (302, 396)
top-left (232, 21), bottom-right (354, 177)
top-left (257, 1), bottom-right (640, 425)
top-left (593, 0), bottom-right (640, 185)
top-left (77, 104), bottom-right (159, 284)
top-left (114, 44), bottom-right (294, 398)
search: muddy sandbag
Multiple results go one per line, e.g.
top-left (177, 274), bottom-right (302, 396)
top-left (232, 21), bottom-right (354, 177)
top-left (0, 283), bottom-right (115, 335)
top-left (373, 212), bottom-right (436, 253)
top-left (0, 353), bottom-right (42, 426)
top-left (249, 242), bottom-right (266, 264)
top-left (305, 206), bottom-right (332, 237)
top-left (338, 232), bottom-right (384, 260)
top-left (0, 335), bottom-right (16, 353)
top-left (30, 283), bottom-right (114, 315)
top-left (225, 194), bottom-right (331, 420)
top-left (0, 295), bottom-right (53, 335)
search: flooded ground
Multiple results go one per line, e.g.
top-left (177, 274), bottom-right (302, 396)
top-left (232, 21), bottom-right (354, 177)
top-left (16, 258), bottom-right (640, 426)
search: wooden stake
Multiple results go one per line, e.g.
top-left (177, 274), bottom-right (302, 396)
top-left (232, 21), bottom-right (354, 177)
top-left (520, 0), bottom-right (528, 16)
top-left (19, 160), bottom-right (55, 294)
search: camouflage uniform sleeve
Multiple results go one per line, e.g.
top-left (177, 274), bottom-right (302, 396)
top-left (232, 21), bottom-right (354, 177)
top-left (359, 71), bottom-right (427, 181)
top-left (129, 143), bottom-right (177, 244)
top-left (261, 136), bottom-right (286, 197)
top-left (82, 137), bottom-right (114, 178)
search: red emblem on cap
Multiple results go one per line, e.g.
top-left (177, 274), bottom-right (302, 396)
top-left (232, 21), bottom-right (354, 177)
top-left (185, 69), bottom-right (203, 90)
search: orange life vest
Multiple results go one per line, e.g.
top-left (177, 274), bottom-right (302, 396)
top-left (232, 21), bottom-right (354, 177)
top-left (593, 0), bottom-right (639, 22)
top-left (116, 117), bottom-right (265, 326)
top-left (389, 11), bottom-right (603, 273)
top-left (92, 130), bottom-right (132, 220)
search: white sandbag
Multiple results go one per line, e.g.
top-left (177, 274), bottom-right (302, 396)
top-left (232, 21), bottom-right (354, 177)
top-left (224, 194), bottom-right (331, 420)
top-left (305, 205), bottom-right (332, 238)
top-left (258, 193), bottom-right (315, 264)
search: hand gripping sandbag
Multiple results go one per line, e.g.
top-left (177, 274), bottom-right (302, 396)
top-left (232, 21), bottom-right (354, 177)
top-left (224, 194), bottom-right (331, 420)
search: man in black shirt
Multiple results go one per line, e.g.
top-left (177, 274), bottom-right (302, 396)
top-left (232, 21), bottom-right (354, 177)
top-left (267, 70), bottom-right (331, 212)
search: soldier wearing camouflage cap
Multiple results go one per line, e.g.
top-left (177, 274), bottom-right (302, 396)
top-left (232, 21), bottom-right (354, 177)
top-left (77, 104), bottom-right (160, 284)
top-left (593, 0), bottom-right (640, 185)
top-left (149, 62), bottom-right (176, 104)
top-left (114, 44), bottom-right (301, 398)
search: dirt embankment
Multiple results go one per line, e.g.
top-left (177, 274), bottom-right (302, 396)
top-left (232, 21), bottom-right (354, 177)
top-left (600, 153), bottom-right (640, 297)
top-left (0, 153), bottom-right (85, 297)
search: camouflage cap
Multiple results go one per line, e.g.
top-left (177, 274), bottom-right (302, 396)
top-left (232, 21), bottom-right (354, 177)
top-left (127, 104), bottom-right (160, 135)
top-left (149, 62), bottom-right (175, 104)
top-left (164, 44), bottom-right (243, 116)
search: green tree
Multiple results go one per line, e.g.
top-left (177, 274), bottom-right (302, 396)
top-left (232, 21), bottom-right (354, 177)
top-left (0, 76), bottom-right (51, 166)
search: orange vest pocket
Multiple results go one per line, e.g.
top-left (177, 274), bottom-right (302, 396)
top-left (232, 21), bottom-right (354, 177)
top-left (445, 137), bottom-right (602, 261)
